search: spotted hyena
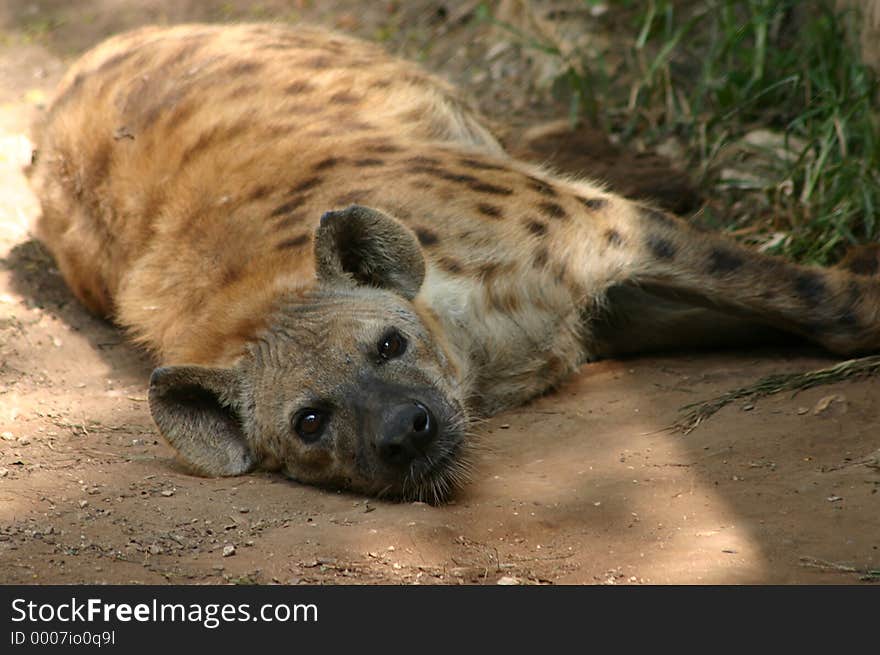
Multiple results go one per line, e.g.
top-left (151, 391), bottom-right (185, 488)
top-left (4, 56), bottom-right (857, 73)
top-left (28, 24), bottom-right (880, 502)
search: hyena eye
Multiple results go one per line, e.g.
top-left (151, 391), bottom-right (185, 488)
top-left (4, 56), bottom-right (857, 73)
top-left (377, 328), bottom-right (407, 360)
top-left (292, 409), bottom-right (327, 443)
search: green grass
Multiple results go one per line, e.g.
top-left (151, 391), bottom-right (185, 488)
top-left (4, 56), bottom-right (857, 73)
top-left (480, 0), bottom-right (880, 265)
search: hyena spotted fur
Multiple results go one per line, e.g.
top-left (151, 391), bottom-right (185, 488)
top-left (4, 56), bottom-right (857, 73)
top-left (29, 23), bottom-right (880, 502)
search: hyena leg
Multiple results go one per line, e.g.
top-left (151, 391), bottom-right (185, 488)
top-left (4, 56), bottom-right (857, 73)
top-left (590, 283), bottom-right (790, 357)
top-left (560, 199), bottom-right (880, 356)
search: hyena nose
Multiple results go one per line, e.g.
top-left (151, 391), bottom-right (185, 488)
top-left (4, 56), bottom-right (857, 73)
top-left (378, 402), bottom-right (438, 467)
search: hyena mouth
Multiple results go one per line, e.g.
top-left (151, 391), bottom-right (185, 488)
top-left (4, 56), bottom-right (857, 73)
top-left (358, 395), bottom-right (473, 504)
top-left (399, 419), bottom-right (474, 505)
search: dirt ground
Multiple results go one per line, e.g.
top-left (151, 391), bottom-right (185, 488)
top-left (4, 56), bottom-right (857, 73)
top-left (1, 1), bottom-right (878, 585)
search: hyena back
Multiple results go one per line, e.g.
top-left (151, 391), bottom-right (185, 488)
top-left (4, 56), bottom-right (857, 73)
top-left (29, 23), bottom-right (880, 502)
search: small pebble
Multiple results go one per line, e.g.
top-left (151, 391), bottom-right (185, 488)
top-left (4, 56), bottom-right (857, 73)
top-left (222, 544), bottom-right (236, 557)
top-left (813, 394), bottom-right (847, 416)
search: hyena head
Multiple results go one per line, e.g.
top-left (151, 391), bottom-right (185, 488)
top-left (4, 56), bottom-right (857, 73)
top-left (148, 206), bottom-right (471, 503)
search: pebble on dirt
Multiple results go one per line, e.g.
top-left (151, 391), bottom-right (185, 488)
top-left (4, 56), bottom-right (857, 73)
top-left (496, 576), bottom-right (521, 585)
top-left (812, 394), bottom-right (847, 416)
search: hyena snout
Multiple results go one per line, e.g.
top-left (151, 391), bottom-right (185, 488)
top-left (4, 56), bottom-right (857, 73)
top-left (377, 401), bottom-right (439, 467)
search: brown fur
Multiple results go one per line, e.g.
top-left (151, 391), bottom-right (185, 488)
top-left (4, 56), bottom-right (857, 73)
top-left (29, 24), bottom-right (880, 502)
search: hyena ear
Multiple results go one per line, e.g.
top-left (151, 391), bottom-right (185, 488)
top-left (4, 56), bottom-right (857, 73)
top-left (314, 205), bottom-right (426, 300)
top-left (148, 365), bottom-right (256, 477)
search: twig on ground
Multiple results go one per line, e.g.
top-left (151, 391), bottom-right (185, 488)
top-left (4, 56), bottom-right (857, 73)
top-left (800, 556), bottom-right (880, 581)
top-left (673, 355), bottom-right (880, 434)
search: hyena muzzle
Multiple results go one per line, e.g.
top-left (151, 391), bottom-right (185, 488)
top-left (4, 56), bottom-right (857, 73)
top-left (28, 23), bottom-right (880, 502)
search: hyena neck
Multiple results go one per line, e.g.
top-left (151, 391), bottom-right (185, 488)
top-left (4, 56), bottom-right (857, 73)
top-left (416, 261), bottom-right (585, 417)
top-left (415, 267), bottom-right (481, 396)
